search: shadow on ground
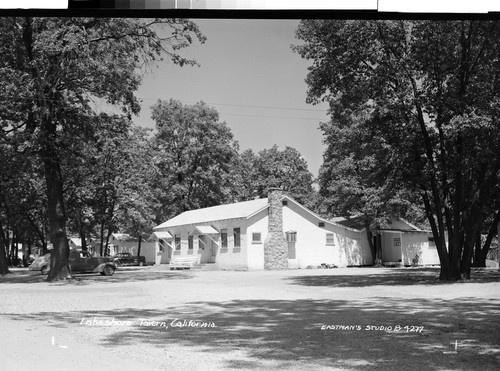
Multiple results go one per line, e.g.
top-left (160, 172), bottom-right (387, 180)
top-left (0, 269), bottom-right (192, 285)
top-left (288, 267), bottom-right (500, 287)
top-left (6, 297), bottom-right (499, 370)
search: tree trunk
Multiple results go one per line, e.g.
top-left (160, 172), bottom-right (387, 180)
top-left (473, 232), bottom-right (485, 267)
top-left (0, 237), bottom-right (10, 275)
top-left (44, 148), bottom-right (72, 282)
top-left (105, 228), bottom-right (113, 256)
top-left (80, 230), bottom-right (87, 251)
top-left (474, 211), bottom-right (500, 267)
top-left (137, 235), bottom-right (142, 259)
top-left (22, 17), bottom-right (71, 281)
top-left (100, 220), bottom-right (105, 256)
top-left (23, 237), bottom-right (32, 267)
top-left (365, 228), bottom-right (375, 264)
top-left (41, 108), bottom-right (71, 281)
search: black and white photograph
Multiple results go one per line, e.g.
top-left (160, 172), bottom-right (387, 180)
top-left (0, 2), bottom-right (499, 370)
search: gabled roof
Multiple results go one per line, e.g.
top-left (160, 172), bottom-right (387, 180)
top-left (154, 195), bottom-right (363, 233)
top-left (154, 198), bottom-right (270, 229)
top-left (68, 237), bottom-right (82, 247)
top-left (111, 233), bottom-right (157, 242)
top-left (332, 216), bottom-right (426, 232)
top-left (112, 233), bottom-right (133, 241)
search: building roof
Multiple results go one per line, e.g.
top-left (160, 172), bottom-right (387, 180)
top-left (111, 233), bottom-right (157, 242)
top-left (68, 237), bottom-right (82, 247)
top-left (333, 215), bottom-right (368, 230)
top-left (111, 233), bottom-right (134, 241)
top-left (154, 195), bottom-right (364, 233)
top-left (332, 216), bottom-right (426, 232)
top-left (154, 198), bottom-right (270, 229)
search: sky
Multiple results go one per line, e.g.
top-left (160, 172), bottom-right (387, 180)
top-left (133, 19), bottom-right (330, 178)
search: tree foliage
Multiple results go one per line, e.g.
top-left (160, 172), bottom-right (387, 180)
top-left (0, 17), bottom-right (205, 280)
top-left (294, 20), bottom-right (500, 279)
top-left (235, 146), bottom-right (316, 207)
top-left (151, 99), bottom-right (240, 221)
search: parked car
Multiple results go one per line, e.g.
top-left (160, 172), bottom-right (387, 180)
top-left (112, 252), bottom-right (146, 266)
top-left (29, 250), bottom-right (117, 276)
top-left (28, 253), bottom-right (51, 275)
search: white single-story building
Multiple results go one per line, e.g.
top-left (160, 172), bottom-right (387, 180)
top-left (153, 189), bottom-right (373, 270)
top-left (84, 234), bottom-right (156, 264)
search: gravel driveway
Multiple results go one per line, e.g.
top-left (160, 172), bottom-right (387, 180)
top-left (1, 266), bottom-right (499, 370)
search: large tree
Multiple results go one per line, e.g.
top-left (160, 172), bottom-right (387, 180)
top-left (0, 17), bottom-right (205, 281)
top-left (317, 108), bottom-right (426, 263)
top-left (294, 20), bottom-right (500, 280)
top-left (151, 99), bottom-right (240, 221)
top-left (236, 145), bottom-right (316, 207)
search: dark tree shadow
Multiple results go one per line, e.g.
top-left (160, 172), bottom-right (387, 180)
top-left (6, 297), bottom-right (499, 370)
top-left (0, 269), bottom-right (193, 285)
top-left (287, 267), bottom-right (500, 287)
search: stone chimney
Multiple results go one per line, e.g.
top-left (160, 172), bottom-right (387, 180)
top-left (264, 188), bottom-right (288, 270)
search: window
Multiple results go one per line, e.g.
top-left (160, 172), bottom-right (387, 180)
top-left (233, 228), bottom-right (241, 247)
top-left (282, 200), bottom-right (288, 206)
top-left (221, 229), bottom-right (228, 248)
top-left (159, 240), bottom-right (164, 252)
top-left (252, 232), bottom-right (262, 243)
top-left (318, 222), bottom-right (325, 227)
top-left (188, 235), bottom-right (193, 250)
top-left (326, 233), bottom-right (335, 245)
top-left (286, 231), bottom-right (297, 242)
top-left (175, 234), bottom-right (181, 250)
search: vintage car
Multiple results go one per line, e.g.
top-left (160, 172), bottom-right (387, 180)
top-left (112, 252), bottom-right (146, 266)
top-left (29, 250), bottom-right (117, 276)
top-left (28, 253), bottom-right (51, 274)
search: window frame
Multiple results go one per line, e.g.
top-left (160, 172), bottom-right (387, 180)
top-left (233, 228), bottom-right (241, 248)
top-left (252, 232), bottom-right (262, 244)
top-left (286, 231), bottom-right (297, 243)
top-left (221, 229), bottom-right (228, 248)
top-left (326, 233), bottom-right (335, 246)
top-left (174, 234), bottom-right (181, 251)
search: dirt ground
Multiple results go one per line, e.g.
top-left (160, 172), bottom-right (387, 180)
top-left (1, 266), bottom-right (499, 371)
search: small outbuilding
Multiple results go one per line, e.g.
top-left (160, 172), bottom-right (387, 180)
top-left (333, 216), bottom-right (440, 267)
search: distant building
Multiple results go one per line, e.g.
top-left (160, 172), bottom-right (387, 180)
top-left (68, 237), bottom-right (82, 250)
top-left (107, 233), bottom-right (156, 264)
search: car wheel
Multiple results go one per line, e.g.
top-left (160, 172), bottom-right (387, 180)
top-left (41, 266), bottom-right (49, 275)
top-left (102, 265), bottom-right (115, 276)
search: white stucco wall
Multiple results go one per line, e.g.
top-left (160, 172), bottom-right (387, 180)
top-left (336, 228), bottom-right (373, 267)
top-left (400, 232), bottom-right (440, 265)
top-left (282, 202), bottom-right (334, 268)
top-left (210, 218), bottom-right (248, 270)
top-left (246, 210), bottom-right (267, 270)
top-left (282, 202), bottom-right (372, 268)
